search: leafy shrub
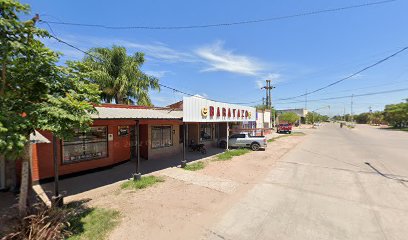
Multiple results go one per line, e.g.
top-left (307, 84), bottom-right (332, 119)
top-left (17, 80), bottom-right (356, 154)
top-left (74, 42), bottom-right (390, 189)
top-left (2, 203), bottom-right (73, 240)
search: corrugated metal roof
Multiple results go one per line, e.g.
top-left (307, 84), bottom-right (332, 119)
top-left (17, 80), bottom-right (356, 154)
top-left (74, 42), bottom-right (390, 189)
top-left (92, 107), bottom-right (183, 120)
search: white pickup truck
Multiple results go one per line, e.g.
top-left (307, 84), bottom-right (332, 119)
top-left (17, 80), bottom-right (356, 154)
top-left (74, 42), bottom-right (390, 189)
top-left (218, 133), bottom-right (267, 151)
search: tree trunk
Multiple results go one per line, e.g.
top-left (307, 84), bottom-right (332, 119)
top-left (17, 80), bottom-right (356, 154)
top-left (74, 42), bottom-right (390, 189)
top-left (18, 142), bottom-right (32, 215)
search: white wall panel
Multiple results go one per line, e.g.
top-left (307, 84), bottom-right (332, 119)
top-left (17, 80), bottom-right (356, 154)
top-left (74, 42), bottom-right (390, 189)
top-left (183, 97), bottom-right (256, 122)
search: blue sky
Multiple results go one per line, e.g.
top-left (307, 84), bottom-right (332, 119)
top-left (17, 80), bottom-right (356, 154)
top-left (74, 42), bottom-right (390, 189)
top-left (25, 0), bottom-right (408, 116)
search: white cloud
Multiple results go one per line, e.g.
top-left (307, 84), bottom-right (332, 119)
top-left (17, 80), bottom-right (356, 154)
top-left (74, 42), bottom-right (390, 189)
top-left (255, 73), bottom-right (282, 89)
top-left (195, 41), bottom-right (264, 76)
top-left (193, 93), bottom-right (209, 99)
top-left (256, 80), bottom-right (264, 89)
top-left (264, 73), bottom-right (282, 82)
top-left (118, 41), bottom-right (196, 63)
top-left (144, 70), bottom-right (170, 78)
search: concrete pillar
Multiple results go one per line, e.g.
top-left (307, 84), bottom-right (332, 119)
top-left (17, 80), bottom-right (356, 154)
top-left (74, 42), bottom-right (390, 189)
top-left (226, 122), bottom-right (229, 150)
top-left (133, 121), bottom-right (141, 180)
top-left (181, 124), bottom-right (187, 168)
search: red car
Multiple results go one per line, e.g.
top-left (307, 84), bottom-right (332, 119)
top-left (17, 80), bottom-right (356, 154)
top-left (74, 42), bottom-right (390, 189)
top-left (277, 123), bottom-right (292, 134)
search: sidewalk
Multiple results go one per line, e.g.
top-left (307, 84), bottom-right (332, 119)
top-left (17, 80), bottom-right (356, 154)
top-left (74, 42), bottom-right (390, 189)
top-left (39, 146), bottom-right (225, 200)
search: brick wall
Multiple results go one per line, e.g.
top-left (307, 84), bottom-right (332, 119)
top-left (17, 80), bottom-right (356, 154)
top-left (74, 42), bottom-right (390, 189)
top-left (31, 119), bottom-right (135, 181)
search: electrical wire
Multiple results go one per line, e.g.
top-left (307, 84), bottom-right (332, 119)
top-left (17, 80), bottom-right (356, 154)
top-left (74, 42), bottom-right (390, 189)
top-left (39, 0), bottom-right (395, 30)
top-left (47, 33), bottom-right (408, 106)
top-left (276, 87), bottom-right (408, 105)
top-left (276, 45), bottom-right (408, 101)
top-left (48, 33), bottom-right (262, 105)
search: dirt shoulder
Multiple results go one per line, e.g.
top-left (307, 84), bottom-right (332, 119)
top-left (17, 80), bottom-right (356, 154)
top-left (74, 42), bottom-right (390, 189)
top-left (66, 132), bottom-right (309, 240)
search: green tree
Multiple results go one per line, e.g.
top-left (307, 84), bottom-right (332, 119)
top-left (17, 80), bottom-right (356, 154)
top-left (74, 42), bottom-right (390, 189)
top-left (371, 111), bottom-right (385, 125)
top-left (384, 100), bottom-right (408, 128)
top-left (278, 112), bottom-right (299, 124)
top-left (82, 46), bottom-right (160, 105)
top-left (355, 112), bottom-right (370, 124)
top-left (0, 1), bottom-right (100, 214)
top-left (305, 112), bottom-right (317, 124)
top-left (305, 112), bottom-right (329, 124)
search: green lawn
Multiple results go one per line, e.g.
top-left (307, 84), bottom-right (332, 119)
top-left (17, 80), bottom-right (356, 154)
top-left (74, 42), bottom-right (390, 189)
top-left (67, 208), bottom-right (120, 240)
top-left (268, 132), bottom-right (305, 143)
top-left (120, 175), bottom-right (164, 190)
top-left (184, 161), bottom-right (206, 171)
top-left (214, 148), bottom-right (251, 161)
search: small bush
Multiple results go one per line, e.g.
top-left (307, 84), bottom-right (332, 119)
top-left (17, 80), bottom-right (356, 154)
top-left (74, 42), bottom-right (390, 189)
top-left (215, 149), bottom-right (251, 161)
top-left (120, 175), bottom-right (164, 190)
top-left (1, 201), bottom-right (120, 240)
top-left (184, 161), bottom-right (206, 171)
top-left (2, 203), bottom-right (74, 240)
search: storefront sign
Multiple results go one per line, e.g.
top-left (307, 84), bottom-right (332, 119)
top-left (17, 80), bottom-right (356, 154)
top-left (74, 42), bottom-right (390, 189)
top-left (183, 96), bottom-right (256, 122)
top-left (118, 126), bottom-right (129, 136)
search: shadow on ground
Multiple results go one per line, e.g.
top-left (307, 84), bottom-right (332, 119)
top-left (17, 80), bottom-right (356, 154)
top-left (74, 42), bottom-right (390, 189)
top-left (377, 127), bottom-right (408, 132)
top-left (39, 147), bottom-right (225, 198)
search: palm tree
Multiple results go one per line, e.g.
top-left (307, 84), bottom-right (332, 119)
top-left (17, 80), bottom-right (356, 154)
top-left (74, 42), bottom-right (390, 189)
top-left (84, 46), bottom-right (159, 105)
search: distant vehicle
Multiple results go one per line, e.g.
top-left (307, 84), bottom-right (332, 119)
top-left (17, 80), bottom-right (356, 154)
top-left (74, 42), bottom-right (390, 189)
top-left (313, 122), bottom-right (322, 127)
top-left (219, 133), bottom-right (267, 151)
top-left (277, 123), bottom-right (292, 134)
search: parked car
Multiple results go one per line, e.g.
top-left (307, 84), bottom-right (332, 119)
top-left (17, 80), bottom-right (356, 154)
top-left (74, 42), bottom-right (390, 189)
top-left (277, 123), bottom-right (292, 134)
top-left (219, 133), bottom-right (267, 151)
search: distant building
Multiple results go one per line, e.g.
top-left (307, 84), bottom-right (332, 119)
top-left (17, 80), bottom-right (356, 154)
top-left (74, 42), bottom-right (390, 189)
top-left (276, 108), bottom-right (309, 124)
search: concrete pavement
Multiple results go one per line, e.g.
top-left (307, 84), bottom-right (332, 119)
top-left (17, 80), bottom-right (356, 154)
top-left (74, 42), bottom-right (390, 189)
top-left (206, 124), bottom-right (408, 240)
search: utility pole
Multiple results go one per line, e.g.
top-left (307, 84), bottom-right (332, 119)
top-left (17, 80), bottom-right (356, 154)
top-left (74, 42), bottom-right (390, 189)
top-left (261, 80), bottom-right (275, 128)
top-left (350, 94), bottom-right (354, 123)
top-left (261, 97), bottom-right (265, 136)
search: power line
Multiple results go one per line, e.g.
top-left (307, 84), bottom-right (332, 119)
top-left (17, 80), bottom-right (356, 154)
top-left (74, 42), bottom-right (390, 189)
top-left (39, 0), bottom-right (395, 30)
top-left (276, 87), bottom-right (408, 105)
top-left (48, 33), bottom-right (262, 105)
top-left (276, 45), bottom-right (408, 101)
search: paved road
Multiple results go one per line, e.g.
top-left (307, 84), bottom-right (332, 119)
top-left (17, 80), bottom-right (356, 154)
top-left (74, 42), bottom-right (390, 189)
top-left (207, 124), bottom-right (408, 240)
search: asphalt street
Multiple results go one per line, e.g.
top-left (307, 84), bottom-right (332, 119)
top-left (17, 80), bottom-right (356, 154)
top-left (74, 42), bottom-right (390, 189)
top-left (207, 124), bottom-right (408, 240)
